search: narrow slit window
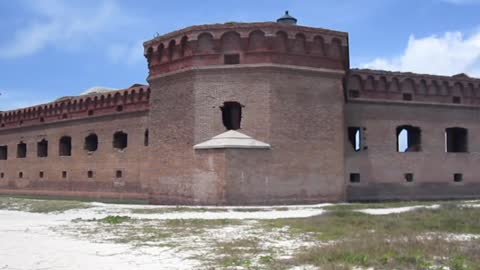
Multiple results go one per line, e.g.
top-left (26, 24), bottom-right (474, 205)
top-left (87, 170), bottom-right (93, 178)
top-left (453, 173), bottom-right (463, 182)
top-left (0, 172), bottom-right (4, 178)
top-left (37, 139), bottom-right (48, 157)
top-left (17, 142), bottom-right (27, 158)
top-left (445, 127), bottom-right (468, 153)
top-left (116, 170), bottom-right (122, 178)
top-left (84, 134), bottom-right (98, 152)
top-left (0, 146), bottom-right (7, 160)
top-left (39, 171), bottom-right (44, 178)
top-left (19, 172), bottom-right (23, 178)
top-left (62, 171), bottom-right (67, 178)
top-left (144, 129), bottom-right (149, 146)
top-left (220, 102), bottom-right (242, 130)
top-left (396, 125), bottom-right (421, 152)
top-left (59, 136), bottom-right (72, 156)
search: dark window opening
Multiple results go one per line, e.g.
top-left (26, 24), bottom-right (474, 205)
top-left (37, 139), bottom-right (48, 157)
top-left (396, 125), bottom-right (421, 152)
top-left (404, 173), bottom-right (414, 182)
top-left (0, 146), bottom-right (7, 160)
top-left (0, 173), bottom-right (4, 178)
top-left (84, 134), bottom-right (98, 152)
top-left (59, 136), bottom-right (72, 156)
top-left (116, 170), bottom-right (122, 178)
top-left (19, 172), bottom-right (23, 178)
top-left (224, 54), bottom-right (240, 65)
top-left (87, 170), bottom-right (93, 178)
top-left (1, 123), bottom-right (4, 127)
top-left (350, 173), bottom-right (360, 183)
top-left (62, 114), bottom-right (68, 119)
top-left (220, 102), bottom-right (242, 130)
top-left (40, 117), bottom-right (45, 122)
top-left (113, 131), bottom-right (128, 150)
top-left (88, 110), bottom-right (94, 116)
top-left (116, 105), bottom-right (124, 112)
top-left (349, 90), bottom-right (360, 98)
top-left (453, 96), bottom-right (461, 104)
top-left (348, 127), bottom-right (362, 152)
top-left (39, 171), bottom-right (44, 178)
top-left (403, 93), bottom-right (413, 101)
top-left (19, 120), bottom-right (23, 125)
top-left (446, 127), bottom-right (468, 153)
top-left (17, 142), bottom-right (27, 158)
top-left (144, 129), bottom-right (149, 146)
top-left (62, 171), bottom-right (67, 178)
top-left (454, 173), bottom-right (463, 182)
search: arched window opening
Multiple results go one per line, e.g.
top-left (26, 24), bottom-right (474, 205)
top-left (59, 136), bottom-right (72, 156)
top-left (84, 134), bottom-right (98, 152)
top-left (37, 139), bottom-right (48, 157)
top-left (221, 102), bottom-right (242, 130)
top-left (396, 125), bottom-right (421, 152)
top-left (113, 131), bottom-right (128, 150)
top-left (0, 146), bottom-right (7, 160)
top-left (17, 142), bottom-right (27, 158)
top-left (144, 129), bottom-right (149, 146)
top-left (348, 127), bottom-right (364, 152)
top-left (445, 127), bottom-right (468, 153)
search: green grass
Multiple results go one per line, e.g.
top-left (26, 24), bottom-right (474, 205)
top-left (0, 196), bottom-right (90, 213)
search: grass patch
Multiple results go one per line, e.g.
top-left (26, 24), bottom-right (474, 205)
top-left (0, 197), bottom-right (90, 213)
top-left (129, 206), bottom-right (228, 214)
top-left (261, 204), bottom-right (480, 241)
top-left (293, 236), bottom-right (480, 269)
top-left (99, 215), bottom-right (131, 224)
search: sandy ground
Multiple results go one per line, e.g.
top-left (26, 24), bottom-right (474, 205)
top-left (1, 200), bottom-right (479, 270)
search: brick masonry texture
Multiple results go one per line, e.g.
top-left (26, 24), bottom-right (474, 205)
top-left (0, 20), bottom-right (479, 204)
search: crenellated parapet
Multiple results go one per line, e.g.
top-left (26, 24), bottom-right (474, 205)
top-left (346, 69), bottom-right (480, 106)
top-left (0, 85), bottom-right (150, 130)
top-left (143, 22), bottom-right (349, 78)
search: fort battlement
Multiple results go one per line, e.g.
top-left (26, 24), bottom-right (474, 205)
top-left (143, 22), bottom-right (349, 78)
top-left (347, 69), bottom-right (480, 106)
top-left (0, 85), bottom-right (150, 130)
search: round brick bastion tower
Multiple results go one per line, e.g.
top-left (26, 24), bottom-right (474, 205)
top-left (142, 12), bottom-right (350, 204)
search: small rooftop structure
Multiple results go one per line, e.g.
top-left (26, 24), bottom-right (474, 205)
top-left (194, 130), bottom-right (271, 149)
top-left (277, 11), bottom-right (297, 25)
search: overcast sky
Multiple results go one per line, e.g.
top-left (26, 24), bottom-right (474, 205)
top-left (1, 0), bottom-right (480, 110)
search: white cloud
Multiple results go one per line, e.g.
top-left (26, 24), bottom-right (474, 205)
top-left (362, 31), bottom-right (480, 77)
top-left (0, 0), bottom-right (137, 60)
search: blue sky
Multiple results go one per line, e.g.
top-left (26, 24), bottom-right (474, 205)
top-left (1, 0), bottom-right (480, 110)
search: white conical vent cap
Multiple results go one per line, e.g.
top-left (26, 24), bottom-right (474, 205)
top-left (194, 130), bottom-right (271, 149)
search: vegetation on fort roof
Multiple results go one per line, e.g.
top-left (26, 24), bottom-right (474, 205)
top-left (0, 196), bottom-right (90, 213)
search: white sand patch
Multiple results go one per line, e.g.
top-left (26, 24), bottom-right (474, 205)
top-left (356, 204), bottom-right (440, 215)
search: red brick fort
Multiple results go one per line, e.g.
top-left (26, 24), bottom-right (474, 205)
top-left (0, 12), bottom-right (479, 204)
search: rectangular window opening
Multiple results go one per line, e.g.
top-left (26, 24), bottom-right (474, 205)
top-left (404, 173), bottom-right (414, 182)
top-left (349, 90), bottom-right (360, 98)
top-left (403, 93), bottom-right (413, 101)
top-left (116, 170), bottom-right (122, 178)
top-left (37, 140), bottom-right (48, 157)
top-left (87, 170), bottom-right (93, 178)
top-left (224, 54), bottom-right (240, 65)
top-left (0, 146), bottom-right (7, 160)
top-left (19, 172), bottom-right (23, 178)
top-left (17, 142), bottom-right (27, 158)
top-left (0, 172), bottom-right (4, 178)
top-left (454, 173), bottom-right (463, 182)
top-left (452, 96), bottom-right (461, 104)
top-left (62, 171), bottom-right (67, 178)
top-left (397, 125), bottom-right (422, 152)
top-left (39, 171), bottom-right (44, 178)
top-left (445, 127), bottom-right (468, 153)
top-left (349, 173), bottom-right (360, 183)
